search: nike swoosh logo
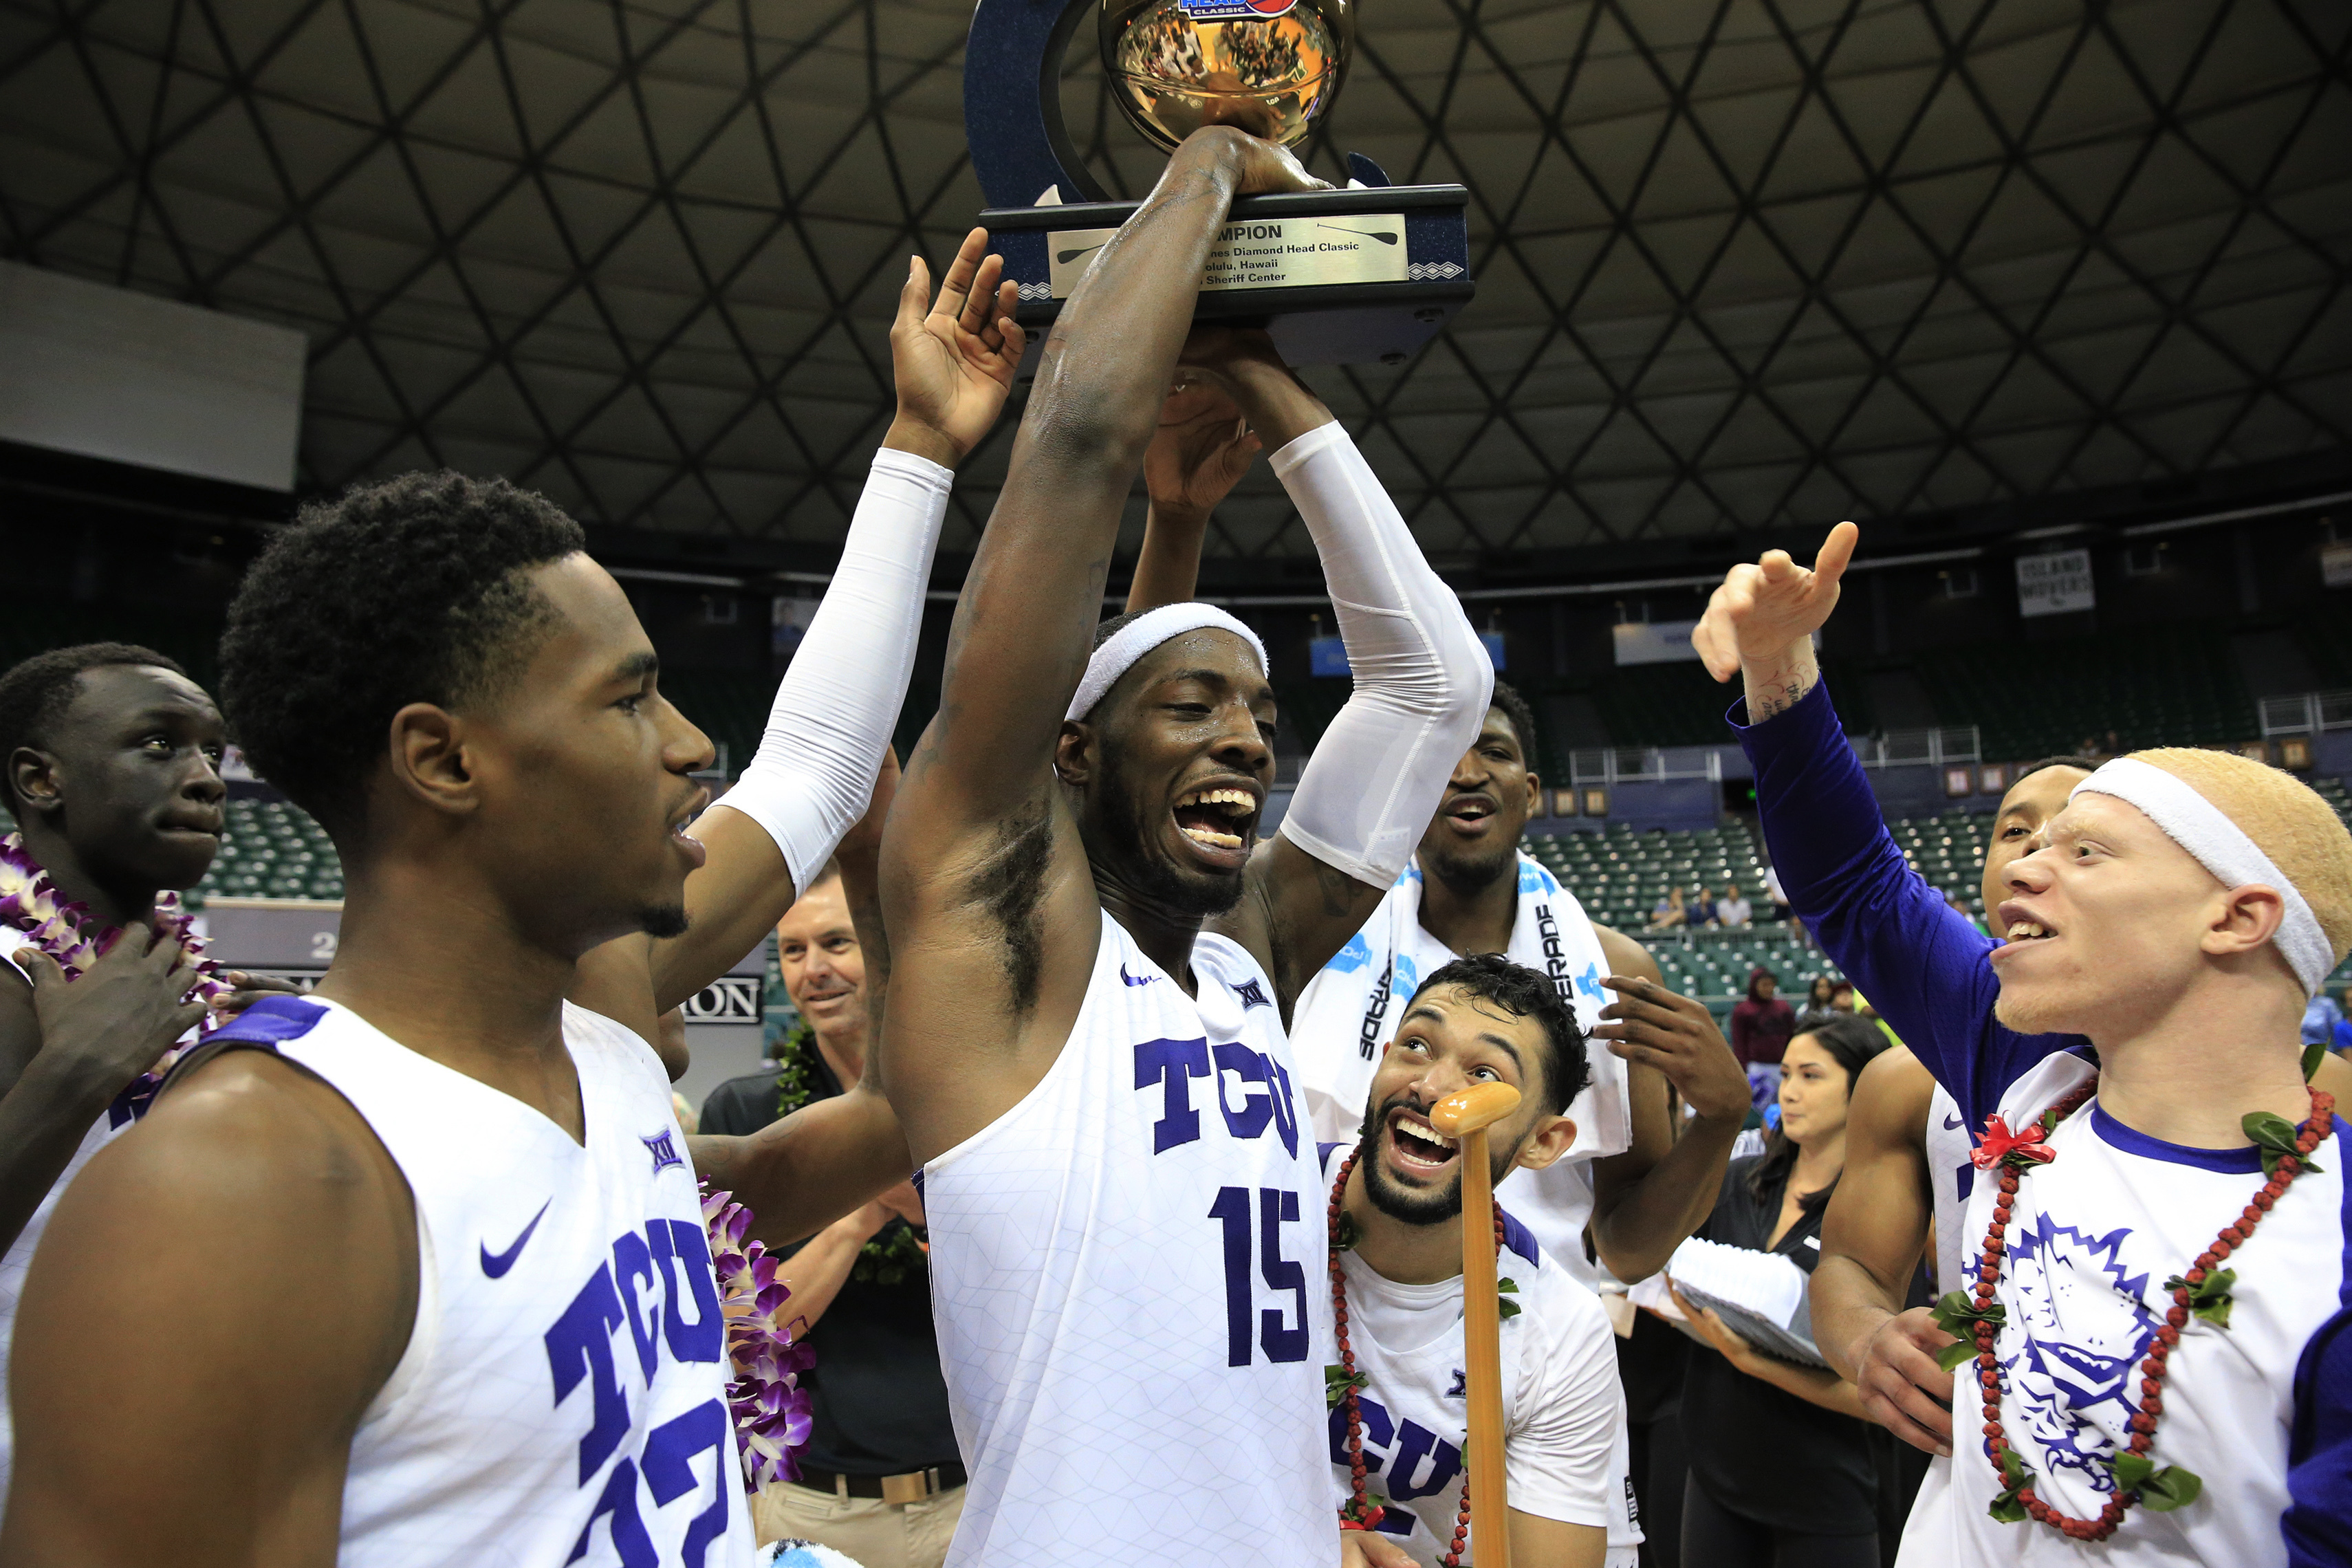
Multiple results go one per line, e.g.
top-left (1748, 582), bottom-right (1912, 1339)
top-left (1120, 965), bottom-right (1157, 987)
top-left (480, 1199), bottom-right (552, 1278)
top-left (1942, 1113), bottom-right (1964, 1131)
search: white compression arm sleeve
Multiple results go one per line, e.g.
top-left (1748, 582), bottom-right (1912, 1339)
top-left (1273, 420), bottom-right (1494, 887)
top-left (708, 446), bottom-right (950, 892)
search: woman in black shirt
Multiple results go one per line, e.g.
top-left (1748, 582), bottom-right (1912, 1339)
top-left (1669, 1014), bottom-right (1890, 1567)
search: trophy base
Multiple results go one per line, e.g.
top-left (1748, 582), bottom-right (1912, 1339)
top-left (981, 185), bottom-right (1474, 369)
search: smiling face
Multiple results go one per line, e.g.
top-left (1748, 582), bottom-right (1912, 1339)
top-left (1417, 705), bottom-right (1542, 894)
top-left (1982, 763), bottom-right (2092, 913)
top-left (447, 555), bottom-right (716, 954)
top-left (1062, 629), bottom-right (1274, 919)
top-left (1357, 983), bottom-right (1576, 1226)
top-left (10, 664), bottom-right (228, 894)
top-left (1989, 792), bottom-right (2267, 1037)
top-left (1776, 1031), bottom-right (1855, 1148)
top-left (776, 875), bottom-right (865, 1044)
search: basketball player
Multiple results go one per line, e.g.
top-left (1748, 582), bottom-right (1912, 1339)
top-left (1699, 525), bottom-right (2352, 1562)
top-left (1120, 398), bottom-right (1750, 1293)
top-left (876, 126), bottom-right (1492, 1565)
top-left (0, 239), bottom-right (1023, 1566)
top-left (1809, 757), bottom-right (2093, 1453)
top-left (0, 644), bottom-right (299, 1505)
top-left (1323, 952), bottom-right (1662, 1568)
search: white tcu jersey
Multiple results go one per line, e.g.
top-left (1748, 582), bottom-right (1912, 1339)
top-left (1292, 854), bottom-right (1631, 1287)
top-left (195, 994), bottom-right (750, 1568)
top-left (924, 913), bottom-right (1329, 1567)
top-left (1898, 1052), bottom-right (2349, 1568)
top-left (1924, 1080), bottom-right (1972, 1296)
top-left (1318, 1149), bottom-right (1640, 1567)
top-left (0, 926), bottom-right (155, 1508)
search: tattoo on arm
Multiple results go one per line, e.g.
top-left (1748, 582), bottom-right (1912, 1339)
top-left (1749, 677), bottom-right (1809, 722)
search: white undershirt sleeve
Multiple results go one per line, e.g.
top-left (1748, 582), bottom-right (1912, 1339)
top-left (1272, 420), bottom-right (1494, 888)
top-left (706, 446), bottom-right (950, 893)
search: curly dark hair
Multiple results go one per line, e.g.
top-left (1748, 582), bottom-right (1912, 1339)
top-left (0, 644), bottom-right (189, 812)
top-left (1408, 951), bottom-right (1590, 1114)
top-left (218, 471), bottom-right (586, 838)
top-left (1488, 678), bottom-right (1541, 775)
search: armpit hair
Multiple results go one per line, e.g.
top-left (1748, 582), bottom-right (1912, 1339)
top-left (967, 797), bottom-right (1057, 1016)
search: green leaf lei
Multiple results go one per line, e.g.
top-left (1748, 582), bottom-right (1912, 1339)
top-left (772, 1021), bottom-right (928, 1286)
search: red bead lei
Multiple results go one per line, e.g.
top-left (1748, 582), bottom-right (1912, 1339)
top-left (1328, 1149), bottom-right (1486, 1566)
top-left (1957, 1082), bottom-right (2335, 1541)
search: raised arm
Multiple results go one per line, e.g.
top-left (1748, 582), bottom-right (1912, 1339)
top-left (1695, 525), bottom-right (2060, 1116)
top-left (0, 1051), bottom-right (414, 1566)
top-left (1811, 1044), bottom-right (1954, 1457)
top-left (878, 129), bottom-right (1321, 1163)
top-left (1193, 335), bottom-right (1493, 1007)
top-left (1126, 376), bottom-right (1261, 611)
top-left (571, 228), bottom-right (1023, 1038)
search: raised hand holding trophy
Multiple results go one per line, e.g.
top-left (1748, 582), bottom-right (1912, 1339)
top-left (965, 0), bottom-right (1474, 367)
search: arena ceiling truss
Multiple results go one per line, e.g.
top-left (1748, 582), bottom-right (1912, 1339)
top-left (1, 0), bottom-right (2348, 563)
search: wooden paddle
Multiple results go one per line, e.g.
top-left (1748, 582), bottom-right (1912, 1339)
top-left (1430, 1080), bottom-right (1522, 1568)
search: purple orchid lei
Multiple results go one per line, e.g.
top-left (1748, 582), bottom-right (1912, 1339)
top-left (0, 833), bottom-right (227, 1118)
top-left (701, 1182), bottom-right (816, 1491)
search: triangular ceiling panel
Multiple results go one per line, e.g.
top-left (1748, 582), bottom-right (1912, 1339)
top-left (0, 0), bottom-right (2342, 556)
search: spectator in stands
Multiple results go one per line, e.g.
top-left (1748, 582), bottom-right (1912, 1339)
top-left (1715, 881), bottom-right (1753, 928)
top-left (2302, 984), bottom-right (2344, 1048)
top-left (697, 861), bottom-right (963, 1565)
top-left (1794, 975), bottom-right (1840, 1034)
top-left (1730, 966), bottom-right (1796, 1107)
top-left (1765, 863), bottom-right (1792, 922)
top-left (1647, 884), bottom-right (1689, 931)
top-left (1668, 1014), bottom-right (1891, 1567)
top-left (1829, 980), bottom-right (1856, 1014)
top-left (1688, 884), bottom-right (1718, 927)
top-left (1943, 891), bottom-right (1985, 935)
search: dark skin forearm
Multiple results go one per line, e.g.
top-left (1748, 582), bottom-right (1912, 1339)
top-left (1589, 1070), bottom-right (1743, 1283)
top-left (1583, 927), bottom-right (1749, 1283)
top-left (689, 827), bottom-right (911, 1252)
top-left (1126, 503), bottom-right (1212, 612)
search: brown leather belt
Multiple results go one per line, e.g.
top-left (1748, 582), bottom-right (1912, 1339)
top-left (798, 1463), bottom-right (966, 1504)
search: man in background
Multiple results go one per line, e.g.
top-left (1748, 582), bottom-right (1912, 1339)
top-left (699, 858), bottom-right (963, 1567)
top-left (1714, 882), bottom-right (1753, 929)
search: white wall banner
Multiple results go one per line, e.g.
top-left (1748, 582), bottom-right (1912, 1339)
top-left (2016, 549), bottom-right (2095, 618)
top-left (1612, 618), bottom-right (1701, 666)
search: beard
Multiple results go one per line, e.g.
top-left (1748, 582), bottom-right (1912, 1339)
top-left (1354, 1091), bottom-right (1514, 1228)
top-left (1420, 835), bottom-right (1518, 900)
top-left (635, 903), bottom-right (690, 940)
top-left (1091, 747), bottom-right (1247, 921)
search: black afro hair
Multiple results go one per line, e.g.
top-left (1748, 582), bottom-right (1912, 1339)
top-left (1488, 679), bottom-right (1541, 774)
top-left (219, 470), bottom-right (585, 838)
top-left (0, 644), bottom-right (189, 812)
top-left (1409, 950), bottom-right (1591, 1114)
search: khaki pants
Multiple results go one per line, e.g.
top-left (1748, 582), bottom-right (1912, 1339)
top-left (752, 1477), bottom-right (965, 1568)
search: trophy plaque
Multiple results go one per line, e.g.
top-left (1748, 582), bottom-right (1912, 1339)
top-left (964, 0), bottom-right (1473, 367)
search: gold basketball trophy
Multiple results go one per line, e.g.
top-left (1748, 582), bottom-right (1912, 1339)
top-left (964, 0), bottom-right (1473, 366)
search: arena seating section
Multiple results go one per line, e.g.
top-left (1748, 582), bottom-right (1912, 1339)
top-left (14, 778), bottom-right (2352, 1021)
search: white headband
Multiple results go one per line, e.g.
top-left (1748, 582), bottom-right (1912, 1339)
top-left (1065, 603), bottom-right (1270, 722)
top-left (2071, 756), bottom-right (2334, 995)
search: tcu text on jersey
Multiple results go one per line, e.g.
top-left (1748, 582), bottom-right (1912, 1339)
top-left (545, 1215), bottom-right (734, 1567)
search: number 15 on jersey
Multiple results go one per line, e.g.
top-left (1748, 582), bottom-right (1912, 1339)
top-left (1210, 1186), bottom-right (1311, 1367)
